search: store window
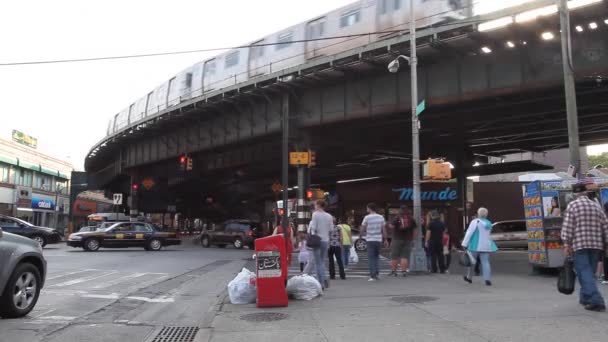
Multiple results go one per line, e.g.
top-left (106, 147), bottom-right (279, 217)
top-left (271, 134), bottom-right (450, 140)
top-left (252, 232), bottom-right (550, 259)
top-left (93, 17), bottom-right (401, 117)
top-left (35, 173), bottom-right (53, 190)
top-left (17, 169), bottom-right (33, 187)
top-left (55, 179), bottom-right (68, 194)
top-left (0, 163), bottom-right (9, 183)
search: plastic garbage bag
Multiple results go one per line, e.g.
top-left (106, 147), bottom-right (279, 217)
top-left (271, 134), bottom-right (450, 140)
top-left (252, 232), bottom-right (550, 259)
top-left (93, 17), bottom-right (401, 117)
top-left (227, 268), bottom-right (257, 304)
top-left (286, 275), bottom-right (323, 300)
top-left (349, 246), bottom-right (359, 264)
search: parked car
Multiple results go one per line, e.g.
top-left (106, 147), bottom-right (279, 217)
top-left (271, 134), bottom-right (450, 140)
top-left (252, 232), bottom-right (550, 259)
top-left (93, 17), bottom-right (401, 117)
top-left (0, 227), bottom-right (47, 318)
top-left (67, 222), bottom-right (181, 251)
top-left (351, 229), bottom-right (367, 252)
top-left (201, 220), bottom-right (261, 249)
top-left (491, 220), bottom-right (528, 249)
top-left (0, 214), bottom-right (62, 247)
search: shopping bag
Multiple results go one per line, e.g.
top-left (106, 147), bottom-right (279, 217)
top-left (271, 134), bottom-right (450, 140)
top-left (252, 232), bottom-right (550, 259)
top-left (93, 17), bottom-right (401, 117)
top-left (227, 268), bottom-right (257, 304)
top-left (286, 275), bottom-right (323, 300)
top-left (557, 257), bottom-right (576, 295)
top-left (349, 245), bottom-right (359, 264)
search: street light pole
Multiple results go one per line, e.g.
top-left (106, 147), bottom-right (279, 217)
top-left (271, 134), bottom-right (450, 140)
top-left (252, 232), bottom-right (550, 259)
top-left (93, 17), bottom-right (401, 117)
top-left (558, 0), bottom-right (581, 176)
top-left (387, 0), bottom-right (426, 272)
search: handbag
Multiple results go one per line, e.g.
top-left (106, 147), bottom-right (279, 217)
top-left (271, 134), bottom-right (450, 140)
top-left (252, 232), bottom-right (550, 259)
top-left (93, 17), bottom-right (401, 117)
top-left (306, 234), bottom-right (321, 249)
top-left (557, 257), bottom-right (576, 295)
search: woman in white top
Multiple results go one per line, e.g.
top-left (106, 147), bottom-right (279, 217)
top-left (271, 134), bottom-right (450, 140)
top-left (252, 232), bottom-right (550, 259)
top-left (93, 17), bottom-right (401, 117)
top-left (461, 207), bottom-right (498, 286)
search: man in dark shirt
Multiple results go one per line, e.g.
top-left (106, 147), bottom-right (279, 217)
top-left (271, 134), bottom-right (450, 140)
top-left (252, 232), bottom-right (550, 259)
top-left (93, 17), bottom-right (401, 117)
top-left (388, 205), bottom-right (415, 277)
top-left (425, 210), bottom-right (446, 273)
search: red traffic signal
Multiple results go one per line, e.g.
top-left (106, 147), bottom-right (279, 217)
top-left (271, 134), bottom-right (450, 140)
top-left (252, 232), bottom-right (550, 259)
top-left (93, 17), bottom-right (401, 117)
top-left (306, 190), bottom-right (313, 200)
top-left (179, 156), bottom-right (187, 171)
top-left (131, 183), bottom-right (139, 196)
top-left (132, 184), bottom-right (139, 190)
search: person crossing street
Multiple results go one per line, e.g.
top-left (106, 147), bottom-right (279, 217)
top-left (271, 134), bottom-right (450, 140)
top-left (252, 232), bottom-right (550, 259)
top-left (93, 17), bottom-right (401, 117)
top-left (360, 203), bottom-right (388, 281)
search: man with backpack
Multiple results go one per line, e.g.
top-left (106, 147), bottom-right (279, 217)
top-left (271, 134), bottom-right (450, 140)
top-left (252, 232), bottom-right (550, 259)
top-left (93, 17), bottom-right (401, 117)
top-left (388, 205), bottom-right (416, 277)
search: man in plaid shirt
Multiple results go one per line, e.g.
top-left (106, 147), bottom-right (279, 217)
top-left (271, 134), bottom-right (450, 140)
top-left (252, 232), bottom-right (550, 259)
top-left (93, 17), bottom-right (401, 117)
top-left (561, 183), bottom-right (608, 312)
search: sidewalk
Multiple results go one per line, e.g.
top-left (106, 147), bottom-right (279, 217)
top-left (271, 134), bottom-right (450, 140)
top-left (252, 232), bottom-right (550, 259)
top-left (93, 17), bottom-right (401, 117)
top-left (207, 254), bottom-right (608, 342)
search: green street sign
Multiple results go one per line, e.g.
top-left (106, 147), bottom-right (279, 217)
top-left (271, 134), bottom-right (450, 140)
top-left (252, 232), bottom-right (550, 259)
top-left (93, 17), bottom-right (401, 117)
top-left (416, 100), bottom-right (426, 116)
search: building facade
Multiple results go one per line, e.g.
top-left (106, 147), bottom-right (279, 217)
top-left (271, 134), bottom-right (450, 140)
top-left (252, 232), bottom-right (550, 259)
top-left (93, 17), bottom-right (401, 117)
top-left (0, 137), bottom-right (73, 229)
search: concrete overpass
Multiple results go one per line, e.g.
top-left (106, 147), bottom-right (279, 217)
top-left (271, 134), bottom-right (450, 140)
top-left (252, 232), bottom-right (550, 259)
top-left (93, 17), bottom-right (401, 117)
top-left (83, 0), bottom-right (608, 219)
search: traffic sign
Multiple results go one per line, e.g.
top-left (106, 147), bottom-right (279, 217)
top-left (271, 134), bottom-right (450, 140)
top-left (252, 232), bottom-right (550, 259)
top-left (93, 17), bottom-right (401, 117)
top-left (113, 193), bottom-right (123, 205)
top-left (416, 99), bottom-right (426, 116)
top-left (289, 152), bottom-right (310, 165)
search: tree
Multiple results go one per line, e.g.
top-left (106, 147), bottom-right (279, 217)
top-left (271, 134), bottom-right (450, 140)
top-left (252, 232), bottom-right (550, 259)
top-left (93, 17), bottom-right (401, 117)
top-left (588, 152), bottom-right (608, 168)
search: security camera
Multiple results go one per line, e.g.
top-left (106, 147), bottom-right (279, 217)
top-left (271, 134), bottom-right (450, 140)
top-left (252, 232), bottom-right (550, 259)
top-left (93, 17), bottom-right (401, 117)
top-left (388, 59), bottom-right (400, 73)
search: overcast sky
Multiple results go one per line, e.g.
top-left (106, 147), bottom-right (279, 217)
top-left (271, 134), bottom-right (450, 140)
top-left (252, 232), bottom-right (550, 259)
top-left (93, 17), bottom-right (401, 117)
top-left (1, 0), bottom-right (606, 171)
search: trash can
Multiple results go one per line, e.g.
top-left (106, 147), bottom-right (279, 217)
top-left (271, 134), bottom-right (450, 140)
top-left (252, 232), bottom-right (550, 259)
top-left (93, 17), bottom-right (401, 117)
top-left (255, 235), bottom-right (288, 307)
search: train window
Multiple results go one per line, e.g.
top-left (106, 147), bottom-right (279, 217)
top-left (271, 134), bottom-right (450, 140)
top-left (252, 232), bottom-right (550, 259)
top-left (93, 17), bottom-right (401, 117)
top-left (308, 18), bottom-right (325, 39)
top-left (276, 31), bottom-right (293, 50)
top-left (185, 73), bottom-right (192, 88)
top-left (250, 40), bottom-right (265, 59)
top-left (204, 60), bottom-right (216, 76)
top-left (381, 0), bottom-right (401, 14)
top-left (340, 9), bottom-right (360, 28)
top-left (225, 51), bottom-right (240, 69)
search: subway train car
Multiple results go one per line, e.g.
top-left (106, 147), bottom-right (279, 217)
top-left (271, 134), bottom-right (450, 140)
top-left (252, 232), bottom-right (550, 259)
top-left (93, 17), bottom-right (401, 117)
top-left (106, 0), bottom-right (465, 136)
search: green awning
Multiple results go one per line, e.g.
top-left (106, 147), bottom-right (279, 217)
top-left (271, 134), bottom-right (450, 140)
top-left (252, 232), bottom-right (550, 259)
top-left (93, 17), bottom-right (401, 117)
top-left (40, 167), bottom-right (58, 177)
top-left (18, 160), bottom-right (40, 172)
top-left (0, 154), bottom-right (18, 167)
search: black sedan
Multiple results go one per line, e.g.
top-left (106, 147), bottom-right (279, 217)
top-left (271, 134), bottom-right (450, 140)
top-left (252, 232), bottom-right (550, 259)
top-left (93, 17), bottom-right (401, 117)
top-left (0, 214), bottom-right (62, 247)
top-left (67, 222), bottom-right (181, 251)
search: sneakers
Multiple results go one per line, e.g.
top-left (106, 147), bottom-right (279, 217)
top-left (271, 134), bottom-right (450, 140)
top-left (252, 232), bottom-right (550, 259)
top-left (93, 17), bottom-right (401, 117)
top-left (368, 277), bottom-right (377, 282)
top-left (585, 304), bottom-right (606, 312)
top-left (463, 276), bottom-right (472, 284)
top-left (389, 271), bottom-right (398, 277)
top-left (485, 280), bottom-right (492, 286)
top-left (402, 272), bottom-right (407, 277)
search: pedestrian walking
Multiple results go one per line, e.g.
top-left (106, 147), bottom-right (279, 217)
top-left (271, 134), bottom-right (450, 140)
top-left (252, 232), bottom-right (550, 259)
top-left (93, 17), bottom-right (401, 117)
top-left (443, 230), bottom-right (451, 272)
top-left (462, 207), bottom-right (498, 286)
top-left (425, 210), bottom-right (446, 273)
top-left (360, 203), bottom-right (388, 281)
top-left (339, 218), bottom-right (353, 269)
top-left (561, 183), bottom-right (608, 312)
top-left (308, 200), bottom-right (333, 289)
top-left (298, 231), bottom-right (310, 272)
top-left (328, 218), bottom-right (346, 280)
top-left (388, 205), bottom-right (415, 277)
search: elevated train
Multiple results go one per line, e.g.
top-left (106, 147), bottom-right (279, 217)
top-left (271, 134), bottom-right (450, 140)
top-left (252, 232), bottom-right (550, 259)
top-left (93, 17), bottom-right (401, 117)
top-left (107, 0), bottom-right (465, 136)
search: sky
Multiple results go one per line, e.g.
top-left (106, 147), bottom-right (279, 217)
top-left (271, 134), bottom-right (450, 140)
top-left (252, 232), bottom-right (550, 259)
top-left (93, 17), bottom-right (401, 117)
top-left (1, 0), bottom-right (606, 171)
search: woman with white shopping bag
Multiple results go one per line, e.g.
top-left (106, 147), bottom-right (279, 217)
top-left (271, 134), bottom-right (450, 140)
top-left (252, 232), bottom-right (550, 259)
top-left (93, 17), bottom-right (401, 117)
top-left (461, 207), bottom-right (498, 286)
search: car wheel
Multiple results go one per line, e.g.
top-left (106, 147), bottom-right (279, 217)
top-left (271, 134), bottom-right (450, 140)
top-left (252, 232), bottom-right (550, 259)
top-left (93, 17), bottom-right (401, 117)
top-left (147, 238), bottom-right (162, 251)
top-left (32, 235), bottom-right (47, 248)
top-left (233, 237), bottom-right (243, 249)
top-left (84, 238), bottom-right (100, 252)
top-left (0, 263), bottom-right (42, 318)
top-left (201, 236), bottom-right (210, 248)
top-left (355, 238), bottom-right (367, 252)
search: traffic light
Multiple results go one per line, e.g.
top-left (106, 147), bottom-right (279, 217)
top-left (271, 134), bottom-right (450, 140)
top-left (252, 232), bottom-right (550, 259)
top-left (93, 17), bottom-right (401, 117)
top-left (306, 190), bottom-right (313, 200)
top-left (186, 157), bottom-right (193, 171)
top-left (306, 189), bottom-right (324, 201)
top-left (131, 183), bottom-right (139, 196)
top-left (308, 150), bottom-right (316, 167)
top-left (179, 156), bottom-right (187, 171)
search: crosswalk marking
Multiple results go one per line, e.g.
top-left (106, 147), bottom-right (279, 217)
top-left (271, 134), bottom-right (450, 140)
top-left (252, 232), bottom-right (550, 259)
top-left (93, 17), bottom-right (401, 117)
top-left (91, 272), bottom-right (147, 289)
top-left (288, 252), bottom-right (392, 278)
top-left (46, 269), bottom-right (98, 280)
top-left (49, 271), bottom-right (120, 287)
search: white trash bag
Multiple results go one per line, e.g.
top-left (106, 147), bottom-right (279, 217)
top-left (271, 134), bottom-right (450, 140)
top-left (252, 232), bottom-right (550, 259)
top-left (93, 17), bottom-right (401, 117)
top-left (286, 275), bottom-right (323, 301)
top-left (349, 245), bottom-right (359, 264)
top-left (227, 268), bottom-right (257, 304)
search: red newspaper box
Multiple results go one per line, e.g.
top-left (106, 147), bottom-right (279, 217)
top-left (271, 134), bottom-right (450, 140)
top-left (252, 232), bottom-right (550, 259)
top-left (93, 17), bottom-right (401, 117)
top-left (255, 235), bottom-right (288, 307)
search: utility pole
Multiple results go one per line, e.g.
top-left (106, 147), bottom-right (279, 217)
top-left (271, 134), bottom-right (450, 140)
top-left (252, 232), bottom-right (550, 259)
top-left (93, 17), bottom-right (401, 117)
top-left (558, 0), bottom-right (581, 177)
top-left (281, 94), bottom-right (290, 247)
top-left (408, 0), bottom-right (426, 272)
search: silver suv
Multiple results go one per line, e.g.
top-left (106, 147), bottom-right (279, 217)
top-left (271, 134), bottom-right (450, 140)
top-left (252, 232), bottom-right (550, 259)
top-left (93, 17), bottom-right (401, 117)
top-left (0, 227), bottom-right (47, 318)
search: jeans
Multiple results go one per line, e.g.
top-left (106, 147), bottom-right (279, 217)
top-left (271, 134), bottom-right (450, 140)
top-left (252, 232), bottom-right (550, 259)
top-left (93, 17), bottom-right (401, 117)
top-left (328, 246), bottom-right (346, 279)
top-left (313, 241), bottom-right (329, 285)
top-left (342, 245), bottom-right (351, 268)
top-left (430, 242), bottom-right (446, 273)
top-left (466, 251), bottom-right (491, 281)
top-left (574, 249), bottom-right (605, 306)
top-left (367, 241), bottom-right (381, 278)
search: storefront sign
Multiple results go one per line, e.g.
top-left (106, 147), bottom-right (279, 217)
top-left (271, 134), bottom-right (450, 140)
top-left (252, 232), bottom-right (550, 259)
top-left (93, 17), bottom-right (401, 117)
top-left (15, 186), bottom-right (32, 208)
top-left (12, 129), bottom-right (38, 149)
top-left (392, 186), bottom-right (457, 201)
top-left (32, 196), bottom-right (55, 211)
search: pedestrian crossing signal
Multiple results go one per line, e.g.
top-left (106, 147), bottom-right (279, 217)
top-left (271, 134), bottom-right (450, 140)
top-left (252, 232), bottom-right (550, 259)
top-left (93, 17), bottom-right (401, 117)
top-left (308, 150), bottom-right (316, 167)
top-left (186, 157), bottom-right (193, 171)
top-left (179, 156), bottom-right (187, 171)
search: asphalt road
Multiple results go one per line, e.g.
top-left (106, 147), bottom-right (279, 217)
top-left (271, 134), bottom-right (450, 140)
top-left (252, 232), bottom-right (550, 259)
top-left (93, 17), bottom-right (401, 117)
top-left (0, 239), bottom-right (253, 342)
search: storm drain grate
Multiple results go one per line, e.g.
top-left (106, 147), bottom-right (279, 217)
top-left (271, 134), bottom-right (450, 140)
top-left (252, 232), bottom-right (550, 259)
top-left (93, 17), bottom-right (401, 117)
top-left (151, 326), bottom-right (199, 342)
top-left (240, 312), bottom-right (289, 322)
top-left (390, 295), bottom-right (438, 304)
